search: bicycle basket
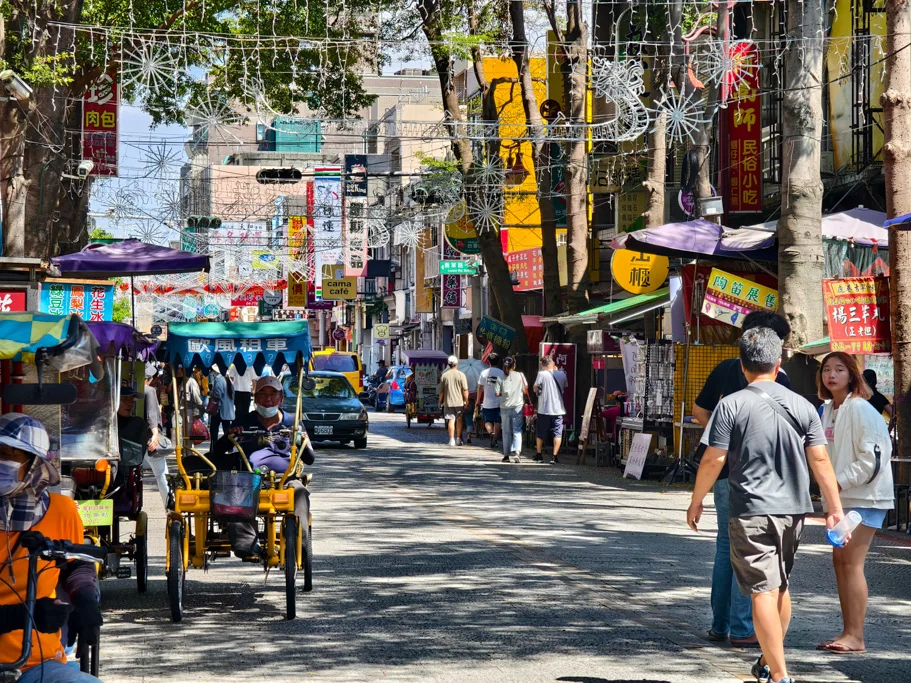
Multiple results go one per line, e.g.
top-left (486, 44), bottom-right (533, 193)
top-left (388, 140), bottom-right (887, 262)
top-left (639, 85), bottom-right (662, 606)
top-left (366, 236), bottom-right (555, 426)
top-left (212, 471), bottom-right (262, 520)
top-left (119, 439), bottom-right (146, 469)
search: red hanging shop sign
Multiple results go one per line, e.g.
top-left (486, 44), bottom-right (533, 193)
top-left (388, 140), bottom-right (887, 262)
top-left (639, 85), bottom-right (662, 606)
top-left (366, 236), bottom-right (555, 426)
top-left (823, 277), bottom-right (891, 354)
top-left (727, 41), bottom-right (761, 213)
top-left (82, 74), bottom-right (118, 177)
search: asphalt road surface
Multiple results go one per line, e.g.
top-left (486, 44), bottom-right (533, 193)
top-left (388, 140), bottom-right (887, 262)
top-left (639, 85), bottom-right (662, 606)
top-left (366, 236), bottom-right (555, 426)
top-left (97, 411), bottom-right (911, 682)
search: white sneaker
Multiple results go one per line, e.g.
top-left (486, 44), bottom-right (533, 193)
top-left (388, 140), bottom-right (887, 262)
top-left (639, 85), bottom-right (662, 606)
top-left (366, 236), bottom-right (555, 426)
top-left (448, 438), bottom-right (457, 447)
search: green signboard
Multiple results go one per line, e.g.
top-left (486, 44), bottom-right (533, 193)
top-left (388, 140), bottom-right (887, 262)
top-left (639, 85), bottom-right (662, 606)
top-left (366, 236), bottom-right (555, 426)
top-left (439, 260), bottom-right (478, 275)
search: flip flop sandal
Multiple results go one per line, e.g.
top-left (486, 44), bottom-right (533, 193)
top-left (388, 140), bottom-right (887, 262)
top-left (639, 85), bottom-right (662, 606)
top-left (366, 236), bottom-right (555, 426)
top-left (707, 630), bottom-right (728, 642)
top-left (820, 642), bottom-right (866, 654)
top-left (815, 639), bottom-right (837, 650)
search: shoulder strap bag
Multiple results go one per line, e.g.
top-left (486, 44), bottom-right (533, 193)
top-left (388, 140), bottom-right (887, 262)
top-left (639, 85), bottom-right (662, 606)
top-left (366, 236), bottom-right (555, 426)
top-left (744, 385), bottom-right (804, 438)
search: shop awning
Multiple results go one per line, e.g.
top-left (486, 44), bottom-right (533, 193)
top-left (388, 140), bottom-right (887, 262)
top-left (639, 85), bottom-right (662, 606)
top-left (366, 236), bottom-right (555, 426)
top-left (610, 219), bottom-right (778, 261)
top-left (542, 288), bottom-right (671, 327)
top-left (799, 336), bottom-right (832, 356)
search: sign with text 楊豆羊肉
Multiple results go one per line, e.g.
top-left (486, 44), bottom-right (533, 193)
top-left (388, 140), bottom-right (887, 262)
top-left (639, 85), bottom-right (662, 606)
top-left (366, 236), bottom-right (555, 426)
top-left (703, 268), bottom-right (778, 328)
top-left (823, 277), bottom-right (891, 354)
top-left (727, 41), bottom-right (762, 213)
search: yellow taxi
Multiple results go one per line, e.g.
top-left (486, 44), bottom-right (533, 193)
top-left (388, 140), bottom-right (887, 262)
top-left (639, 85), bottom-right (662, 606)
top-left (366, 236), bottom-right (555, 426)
top-left (309, 350), bottom-right (364, 393)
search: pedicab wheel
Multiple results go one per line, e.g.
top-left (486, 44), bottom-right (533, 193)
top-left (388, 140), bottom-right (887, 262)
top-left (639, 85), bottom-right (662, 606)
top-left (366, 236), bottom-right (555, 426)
top-left (283, 515), bottom-right (298, 620)
top-left (167, 519), bottom-right (184, 623)
top-left (303, 524), bottom-right (313, 593)
top-left (136, 511), bottom-right (149, 593)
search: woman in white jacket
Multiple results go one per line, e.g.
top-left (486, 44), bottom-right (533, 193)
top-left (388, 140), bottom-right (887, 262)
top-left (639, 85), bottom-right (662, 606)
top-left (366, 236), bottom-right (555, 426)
top-left (816, 352), bottom-right (893, 654)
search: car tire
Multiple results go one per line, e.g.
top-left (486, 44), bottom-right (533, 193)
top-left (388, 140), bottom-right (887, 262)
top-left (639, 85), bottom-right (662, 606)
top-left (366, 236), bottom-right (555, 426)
top-left (354, 438), bottom-right (367, 449)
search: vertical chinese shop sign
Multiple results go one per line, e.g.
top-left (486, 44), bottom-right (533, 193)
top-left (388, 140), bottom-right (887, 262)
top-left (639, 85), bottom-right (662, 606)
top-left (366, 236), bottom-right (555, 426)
top-left (82, 74), bottom-right (118, 176)
top-left (823, 277), bottom-right (891, 354)
top-left (727, 42), bottom-right (761, 213)
top-left (287, 215), bottom-right (307, 308)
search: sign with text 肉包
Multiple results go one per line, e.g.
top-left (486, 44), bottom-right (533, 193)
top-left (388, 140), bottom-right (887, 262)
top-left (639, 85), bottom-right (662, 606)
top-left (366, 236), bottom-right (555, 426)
top-left (40, 282), bottom-right (114, 321)
top-left (727, 41), bottom-right (763, 213)
top-left (478, 316), bottom-right (516, 350)
top-left (823, 277), bottom-right (891, 354)
top-left (439, 260), bottom-right (478, 275)
top-left (703, 268), bottom-right (778, 328)
top-left (83, 74), bottom-right (118, 176)
top-left (322, 278), bottom-right (357, 301)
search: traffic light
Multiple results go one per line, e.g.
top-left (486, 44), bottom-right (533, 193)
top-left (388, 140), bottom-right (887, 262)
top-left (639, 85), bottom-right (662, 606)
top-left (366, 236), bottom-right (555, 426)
top-left (186, 215), bottom-right (222, 229)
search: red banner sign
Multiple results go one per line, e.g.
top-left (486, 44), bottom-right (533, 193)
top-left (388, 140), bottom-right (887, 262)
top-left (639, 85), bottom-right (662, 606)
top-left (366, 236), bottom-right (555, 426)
top-left (506, 248), bottom-right (544, 291)
top-left (0, 289), bottom-right (28, 313)
top-left (231, 287), bottom-right (264, 308)
top-left (82, 74), bottom-right (118, 176)
top-left (823, 277), bottom-right (891, 354)
top-left (727, 42), bottom-right (761, 213)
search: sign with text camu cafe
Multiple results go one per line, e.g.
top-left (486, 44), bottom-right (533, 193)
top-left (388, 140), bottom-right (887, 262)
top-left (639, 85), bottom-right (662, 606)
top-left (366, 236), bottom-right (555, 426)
top-left (823, 277), bottom-right (891, 354)
top-left (40, 282), bottom-right (114, 321)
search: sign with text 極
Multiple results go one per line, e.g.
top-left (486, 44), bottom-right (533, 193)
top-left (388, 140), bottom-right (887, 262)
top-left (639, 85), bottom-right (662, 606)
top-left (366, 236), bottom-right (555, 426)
top-left (541, 342), bottom-right (577, 428)
top-left (823, 277), bottom-right (891, 354)
top-left (82, 74), bottom-right (118, 176)
top-left (727, 41), bottom-right (762, 213)
top-left (40, 282), bottom-right (114, 321)
top-left (703, 267), bottom-right (778, 328)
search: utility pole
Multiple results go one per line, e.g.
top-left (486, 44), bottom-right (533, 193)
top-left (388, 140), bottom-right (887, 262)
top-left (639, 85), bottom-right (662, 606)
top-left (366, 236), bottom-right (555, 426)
top-left (883, 0), bottom-right (911, 481)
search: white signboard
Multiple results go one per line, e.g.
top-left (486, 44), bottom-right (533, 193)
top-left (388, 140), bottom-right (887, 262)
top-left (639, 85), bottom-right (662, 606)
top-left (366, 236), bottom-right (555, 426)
top-left (374, 323), bottom-right (390, 340)
top-left (313, 170), bottom-right (342, 289)
top-left (623, 432), bottom-right (653, 480)
top-left (344, 199), bottom-right (368, 277)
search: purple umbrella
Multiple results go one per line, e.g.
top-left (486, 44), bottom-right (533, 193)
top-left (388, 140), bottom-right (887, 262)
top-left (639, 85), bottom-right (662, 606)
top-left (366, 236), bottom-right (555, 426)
top-left (50, 239), bottom-right (209, 277)
top-left (610, 219), bottom-right (777, 261)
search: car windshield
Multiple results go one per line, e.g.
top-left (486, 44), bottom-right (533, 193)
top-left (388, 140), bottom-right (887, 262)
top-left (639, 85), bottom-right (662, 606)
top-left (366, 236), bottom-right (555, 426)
top-left (313, 354), bottom-right (358, 372)
top-left (285, 375), bottom-right (356, 399)
top-left (393, 368), bottom-right (410, 380)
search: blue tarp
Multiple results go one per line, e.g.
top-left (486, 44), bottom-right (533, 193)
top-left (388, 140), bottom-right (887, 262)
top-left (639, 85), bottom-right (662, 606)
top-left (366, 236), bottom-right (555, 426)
top-left (165, 321), bottom-right (312, 372)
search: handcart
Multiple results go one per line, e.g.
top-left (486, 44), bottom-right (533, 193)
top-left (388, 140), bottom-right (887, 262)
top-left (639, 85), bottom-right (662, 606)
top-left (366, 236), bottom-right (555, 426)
top-left (402, 350), bottom-right (449, 428)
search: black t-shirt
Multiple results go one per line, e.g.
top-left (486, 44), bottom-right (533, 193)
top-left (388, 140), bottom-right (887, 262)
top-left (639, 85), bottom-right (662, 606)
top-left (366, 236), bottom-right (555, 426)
top-left (868, 389), bottom-right (890, 416)
top-left (694, 358), bottom-right (792, 479)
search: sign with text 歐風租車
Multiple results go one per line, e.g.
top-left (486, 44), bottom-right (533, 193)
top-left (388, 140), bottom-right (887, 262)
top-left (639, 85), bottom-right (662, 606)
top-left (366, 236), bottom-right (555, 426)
top-left (40, 282), bottom-right (114, 321)
top-left (322, 278), bottom-right (357, 301)
top-left (439, 260), bottom-right (478, 275)
top-left (611, 249), bottom-right (669, 294)
top-left (478, 316), bottom-right (516, 350)
top-left (703, 268), bottom-right (778, 328)
top-left (823, 277), bottom-right (891, 354)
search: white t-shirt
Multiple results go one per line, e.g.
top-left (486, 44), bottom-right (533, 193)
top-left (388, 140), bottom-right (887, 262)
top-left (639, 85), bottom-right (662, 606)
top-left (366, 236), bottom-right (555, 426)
top-left (479, 367), bottom-right (505, 409)
top-left (227, 366), bottom-right (257, 393)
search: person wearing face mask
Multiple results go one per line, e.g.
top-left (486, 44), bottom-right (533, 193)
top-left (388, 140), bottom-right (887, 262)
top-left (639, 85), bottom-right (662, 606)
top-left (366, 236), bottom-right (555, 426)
top-left (211, 376), bottom-right (315, 560)
top-left (0, 413), bottom-right (103, 682)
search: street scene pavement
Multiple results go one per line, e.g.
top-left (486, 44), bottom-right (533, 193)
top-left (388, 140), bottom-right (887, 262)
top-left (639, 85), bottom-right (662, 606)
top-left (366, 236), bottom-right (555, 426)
top-left (98, 412), bottom-right (911, 682)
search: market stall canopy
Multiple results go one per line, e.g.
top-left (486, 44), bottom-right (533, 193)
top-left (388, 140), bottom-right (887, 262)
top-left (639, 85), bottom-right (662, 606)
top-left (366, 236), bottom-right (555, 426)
top-left (51, 239), bottom-right (210, 277)
top-left (402, 350), bottom-right (450, 364)
top-left (542, 288), bottom-right (671, 327)
top-left (746, 208), bottom-right (889, 246)
top-left (0, 312), bottom-right (102, 376)
top-left (799, 336), bottom-right (832, 356)
top-left (522, 315), bottom-right (544, 355)
top-left (165, 321), bottom-right (312, 373)
top-left (610, 219), bottom-right (778, 261)
top-left (87, 321), bottom-right (158, 360)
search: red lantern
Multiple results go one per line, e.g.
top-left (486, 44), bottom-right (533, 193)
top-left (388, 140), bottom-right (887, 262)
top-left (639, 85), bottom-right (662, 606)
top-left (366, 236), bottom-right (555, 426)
top-left (118, 281), bottom-right (129, 292)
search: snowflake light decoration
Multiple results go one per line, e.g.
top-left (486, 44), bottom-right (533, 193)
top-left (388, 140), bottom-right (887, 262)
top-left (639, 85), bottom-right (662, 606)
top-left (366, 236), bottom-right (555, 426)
top-left (130, 222), bottom-right (167, 245)
top-left (121, 39), bottom-right (180, 94)
top-left (654, 87), bottom-right (710, 145)
top-left (186, 91), bottom-right (243, 146)
top-left (590, 59), bottom-right (651, 143)
top-left (154, 184), bottom-right (182, 222)
top-left (104, 187), bottom-right (141, 222)
top-left (393, 220), bottom-right (423, 250)
top-left (471, 158), bottom-right (506, 189)
top-left (366, 218), bottom-right (390, 249)
top-left (691, 39), bottom-right (761, 98)
top-left (469, 189), bottom-right (502, 234)
top-left (142, 143), bottom-right (182, 179)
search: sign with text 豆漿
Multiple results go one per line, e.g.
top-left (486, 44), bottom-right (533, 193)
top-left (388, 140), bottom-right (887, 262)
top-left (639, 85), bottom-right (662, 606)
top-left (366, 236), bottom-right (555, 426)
top-left (823, 277), bottom-right (891, 354)
top-left (703, 268), bottom-right (778, 328)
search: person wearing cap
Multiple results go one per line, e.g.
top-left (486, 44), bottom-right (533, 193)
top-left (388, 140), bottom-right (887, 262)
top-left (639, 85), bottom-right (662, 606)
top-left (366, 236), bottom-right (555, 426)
top-left (212, 375), bottom-right (315, 560)
top-left (0, 413), bottom-right (102, 682)
top-left (438, 356), bottom-right (469, 448)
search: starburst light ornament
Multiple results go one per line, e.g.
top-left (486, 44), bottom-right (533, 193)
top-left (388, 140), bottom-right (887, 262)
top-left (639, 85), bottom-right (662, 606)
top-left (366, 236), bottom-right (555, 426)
top-left (654, 87), bottom-right (710, 145)
top-left (186, 91), bottom-right (243, 145)
top-left (692, 39), bottom-right (761, 99)
top-left (154, 184), bottom-right (182, 222)
top-left (121, 38), bottom-right (180, 94)
top-left (142, 143), bottom-right (182, 178)
top-left (472, 157), bottom-right (506, 189)
top-left (394, 220), bottom-right (423, 250)
top-left (469, 189), bottom-right (502, 234)
top-left (130, 222), bottom-right (167, 245)
top-left (104, 187), bottom-right (141, 222)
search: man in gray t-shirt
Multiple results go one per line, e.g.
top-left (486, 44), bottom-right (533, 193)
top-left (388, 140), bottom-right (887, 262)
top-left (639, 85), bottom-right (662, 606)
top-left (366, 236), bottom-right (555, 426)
top-left (687, 327), bottom-right (845, 683)
top-left (533, 356), bottom-right (567, 464)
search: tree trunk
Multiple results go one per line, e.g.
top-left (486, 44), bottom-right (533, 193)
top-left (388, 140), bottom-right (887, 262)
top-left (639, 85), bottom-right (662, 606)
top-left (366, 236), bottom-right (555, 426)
top-left (509, 0), bottom-right (561, 317)
top-left (777, 0), bottom-right (827, 348)
top-left (643, 44), bottom-right (667, 229)
top-left (883, 0), bottom-right (911, 483)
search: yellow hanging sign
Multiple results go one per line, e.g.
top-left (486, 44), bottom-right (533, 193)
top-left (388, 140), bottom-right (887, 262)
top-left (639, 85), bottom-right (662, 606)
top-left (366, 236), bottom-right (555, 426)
top-left (610, 249), bottom-right (669, 294)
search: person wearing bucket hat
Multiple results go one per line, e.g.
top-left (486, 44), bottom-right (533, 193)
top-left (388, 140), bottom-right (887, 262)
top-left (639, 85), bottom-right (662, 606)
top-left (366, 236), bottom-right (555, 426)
top-left (0, 413), bottom-right (103, 682)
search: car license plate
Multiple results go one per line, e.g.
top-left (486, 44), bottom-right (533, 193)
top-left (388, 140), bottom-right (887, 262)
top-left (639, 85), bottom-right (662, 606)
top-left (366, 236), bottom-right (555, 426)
top-left (314, 425), bottom-right (333, 435)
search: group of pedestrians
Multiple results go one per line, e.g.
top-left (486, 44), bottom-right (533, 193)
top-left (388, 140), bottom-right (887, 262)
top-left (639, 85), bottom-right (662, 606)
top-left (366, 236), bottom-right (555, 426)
top-left (437, 354), bottom-right (569, 464)
top-left (688, 311), bottom-right (894, 683)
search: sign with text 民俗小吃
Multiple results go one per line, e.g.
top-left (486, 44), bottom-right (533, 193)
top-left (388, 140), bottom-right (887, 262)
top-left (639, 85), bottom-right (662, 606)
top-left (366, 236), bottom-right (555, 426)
top-left (703, 268), bottom-right (778, 328)
top-left (727, 41), bottom-right (762, 213)
top-left (823, 277), bottom-right (891, 354)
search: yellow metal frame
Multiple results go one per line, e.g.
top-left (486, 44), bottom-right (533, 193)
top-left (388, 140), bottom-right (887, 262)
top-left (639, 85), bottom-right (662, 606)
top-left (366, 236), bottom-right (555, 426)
top-left (165, 369), bottom-right (310, 573)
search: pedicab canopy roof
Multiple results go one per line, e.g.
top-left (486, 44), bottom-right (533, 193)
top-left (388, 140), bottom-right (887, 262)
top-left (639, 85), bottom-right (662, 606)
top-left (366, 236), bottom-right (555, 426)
top-left (50, 239), bottom-right (210, 277)
top-left (0, 312), bottom-right (102, 375)
top-left (402, 349), bottom-right (450, 365)
top-left (165, 321), bottom-right (312, 373)
top-left (86, 322), bottom-right (158, 360)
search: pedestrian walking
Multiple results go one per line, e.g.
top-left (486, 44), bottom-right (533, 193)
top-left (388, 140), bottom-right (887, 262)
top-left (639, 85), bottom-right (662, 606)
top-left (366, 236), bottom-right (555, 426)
top-left (687, 327), bottom-right (846, 683)
top-left (692, 310), bottom-right (793, 648)
top-left (208, 365), bottom-right (236, 443)
top-left (533, 356), bottom-right (566, 464)
top-left (477, 353), bottom-right (505, 449)
top-left (143, 363), bottom-right (170, 508)
top-left (817, 352), bottom-right (893, 655)
top-left (438, 356), bottom-right (468, 447)
top-left (861, 369), bottom-right (893, 420)
top-left (499, 357), bottom-right (528, 463)
top-left (227, 363), bottom-right (257, 423)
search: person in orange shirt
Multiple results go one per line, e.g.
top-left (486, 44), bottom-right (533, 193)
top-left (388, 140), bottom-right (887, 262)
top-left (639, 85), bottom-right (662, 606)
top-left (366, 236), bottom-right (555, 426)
top-left (0, 413), bottom-right (102, 682)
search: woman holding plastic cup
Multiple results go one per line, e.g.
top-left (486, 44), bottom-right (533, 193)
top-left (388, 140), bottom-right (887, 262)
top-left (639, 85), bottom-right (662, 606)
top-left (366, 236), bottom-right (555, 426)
top-left (816, 352), bottom-right (894, 654)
